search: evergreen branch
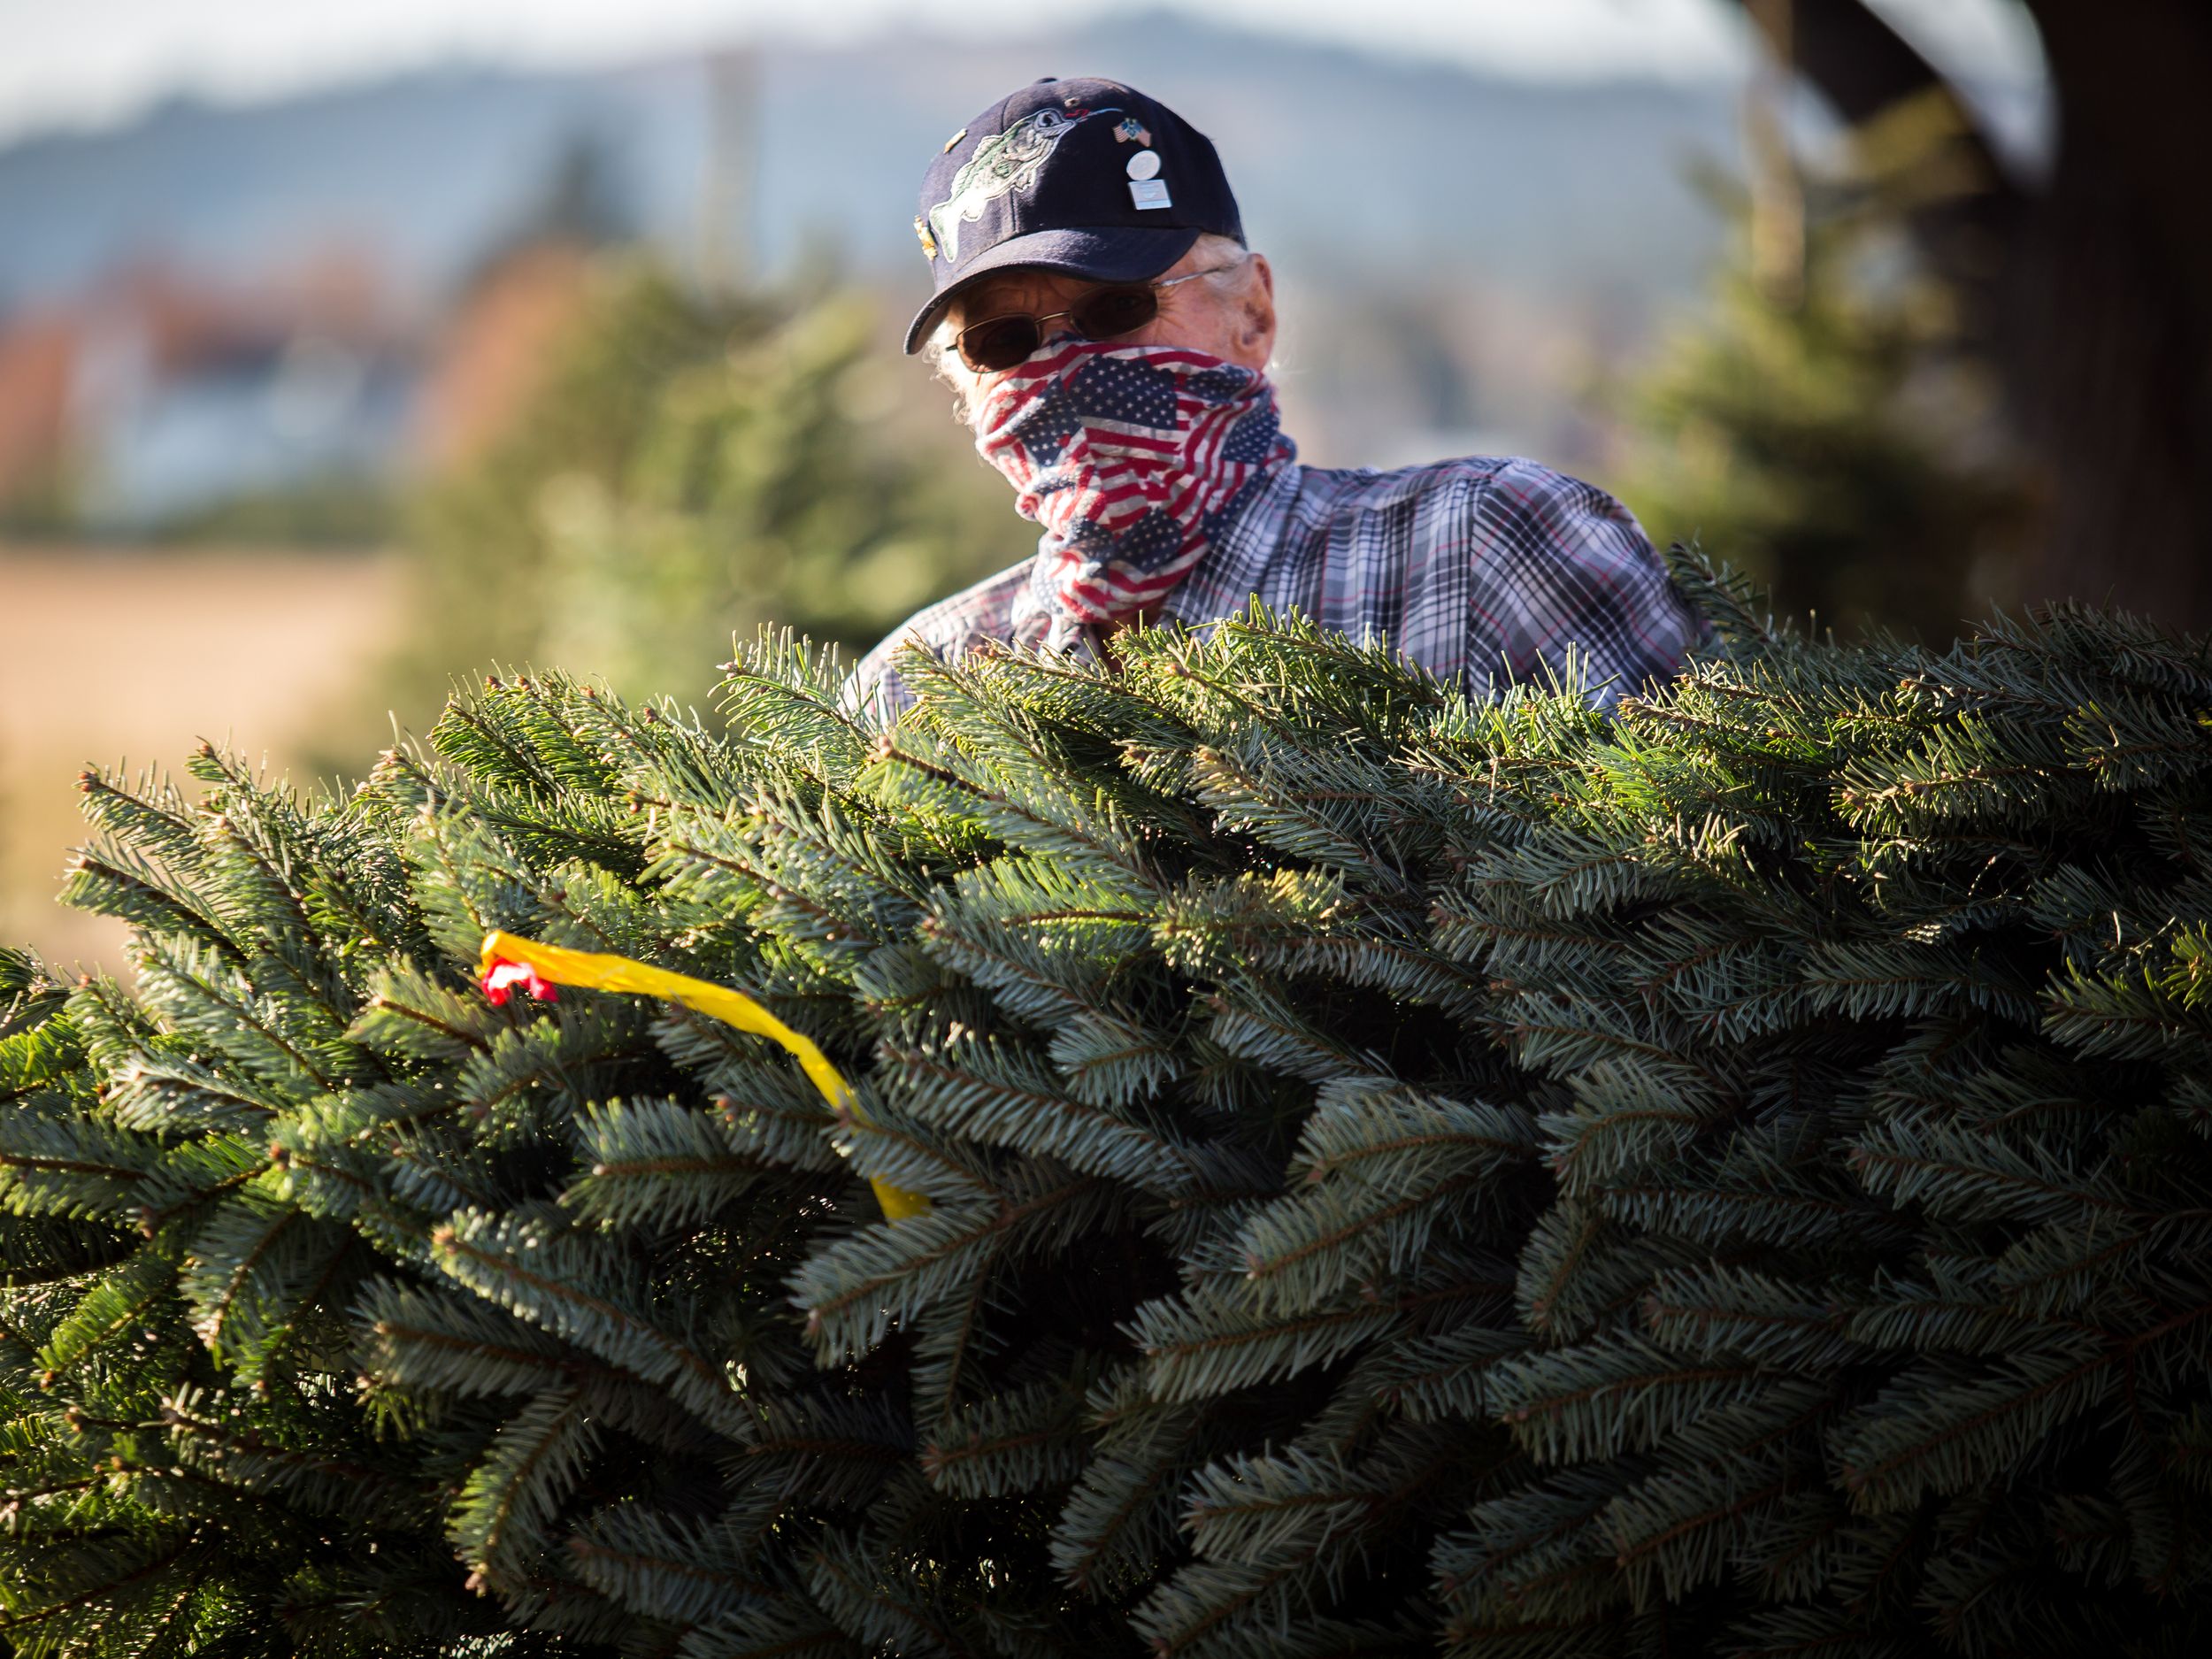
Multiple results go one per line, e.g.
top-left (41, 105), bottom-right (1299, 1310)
top-left (806, 1533), bottom-right (984, 1659)
top-left (1832, 1340), bottom-right (2115, 1510)
top-left (1236, 1170), bottom-right (1495, 1308)
top-left (139, 1156), bottom-right (271, 1238)
top-left (157, 1399), bottom-right (429, 1509)
top-left (182, 1200), bottom-right (311, 1355)
top-left (879, 1040), bottom-right (1202, 1194)
top-left (1486, 1339), bottom-right (1769, 1463)
top-left (364, 992), bottom-right (493, 1054)
top-left (450, 1386), bottom-right (601, 1580)
top-left (430, 1217), bottom-right (749, 1437)
top-left (1846, 1121), bottom-right (2139, 1225)
top-left (58, 850), bottom-right (250, 968)
top-left (795, 1175), bottom-right (1099, 1356)
top-left (1128, 1264), bottom-right (1510, 1404)
top-left (134, 938), bottom-right (339, 1091)
top-left (72, 764), bottom-right (204, 875)
top-left (0, 1526), bottom-right (206, 1635)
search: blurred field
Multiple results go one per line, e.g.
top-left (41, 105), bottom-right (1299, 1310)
top-left (0, 546), bottom-right (403, 975)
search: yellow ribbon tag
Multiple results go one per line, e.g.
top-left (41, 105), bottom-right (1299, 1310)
top-left (478, 930), bottom-right (931, 1221)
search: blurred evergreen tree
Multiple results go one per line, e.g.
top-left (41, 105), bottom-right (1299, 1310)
top-left (1610, 97), bottom-right (2031, 645)
top-left (373, 255), bottom-right (1029, 738)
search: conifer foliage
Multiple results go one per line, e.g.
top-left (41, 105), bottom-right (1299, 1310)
top-left (6, 556), bottom-right (2212, 1656)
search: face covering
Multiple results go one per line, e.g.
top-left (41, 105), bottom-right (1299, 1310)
top-left (971, 337), bottom-right (1297, 632)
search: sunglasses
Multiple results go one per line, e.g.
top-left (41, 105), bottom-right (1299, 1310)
top-left (952, 255), bottom-right (1249, 374)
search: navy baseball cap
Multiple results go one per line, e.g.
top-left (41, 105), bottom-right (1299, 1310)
top-left (903, 76), bottom-right (1244, 355)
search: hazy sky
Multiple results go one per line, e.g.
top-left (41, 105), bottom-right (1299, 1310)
top-left (0, 0), bottom-right (2045, 145)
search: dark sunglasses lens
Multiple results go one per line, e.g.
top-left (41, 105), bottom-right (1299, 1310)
top-left (1071, 286), bottom-right (1159, 341)
top-left (963, 317), bottom-right (1041, 373)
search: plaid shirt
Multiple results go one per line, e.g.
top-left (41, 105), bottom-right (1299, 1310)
top-left (842, 453), bottom-right (1709, 723)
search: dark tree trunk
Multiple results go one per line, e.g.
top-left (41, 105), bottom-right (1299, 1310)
top-left (1733, 0), bottom-right (2212, 632)
top-left (2012, 0), bottom-right (2212, 630)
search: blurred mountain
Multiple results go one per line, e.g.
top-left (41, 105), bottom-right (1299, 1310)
top-left (0, 14), bottom-right (1751, 510)
top-left (0, 14), bottom-right (1737, 318)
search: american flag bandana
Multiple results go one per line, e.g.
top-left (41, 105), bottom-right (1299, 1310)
top-left (972, 338), bottom-right (1297, 626)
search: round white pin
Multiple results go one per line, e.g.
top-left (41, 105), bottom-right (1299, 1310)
top-left (1125, 150), bottom-right (1163, 180)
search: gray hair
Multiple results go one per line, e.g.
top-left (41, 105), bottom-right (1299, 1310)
top-left (923, 232), bottom-right (1260, 427)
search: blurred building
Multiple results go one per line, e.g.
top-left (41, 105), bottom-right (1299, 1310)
top-left (0, 234), bottom-right (621, 536)
top-left (0, 254), bottom-right (415, 532)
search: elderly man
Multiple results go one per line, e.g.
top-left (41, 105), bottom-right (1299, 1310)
top-left (846, 75), bottom-right (1707, 721)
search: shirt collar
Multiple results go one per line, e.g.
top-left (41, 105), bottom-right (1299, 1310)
top-left (1003, 457), bottom-right (1304, 655)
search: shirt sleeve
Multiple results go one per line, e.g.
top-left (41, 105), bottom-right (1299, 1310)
top-left (837, 630), bottom-right (919, 727)
top-left (834, 557), bottom-right (1039, 727)
top-left (1461, 458), bottom-right (1709, 708)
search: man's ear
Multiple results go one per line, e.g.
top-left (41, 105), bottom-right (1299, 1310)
top-left (1239, 252), bottom-right (1278, 364)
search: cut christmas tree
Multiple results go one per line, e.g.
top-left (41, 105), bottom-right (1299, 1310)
top-left (5, 552), bottom-right (2212, 1657)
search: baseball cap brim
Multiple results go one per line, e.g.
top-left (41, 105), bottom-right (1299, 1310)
top-left (902, 225), bottom-right (1204, 355)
